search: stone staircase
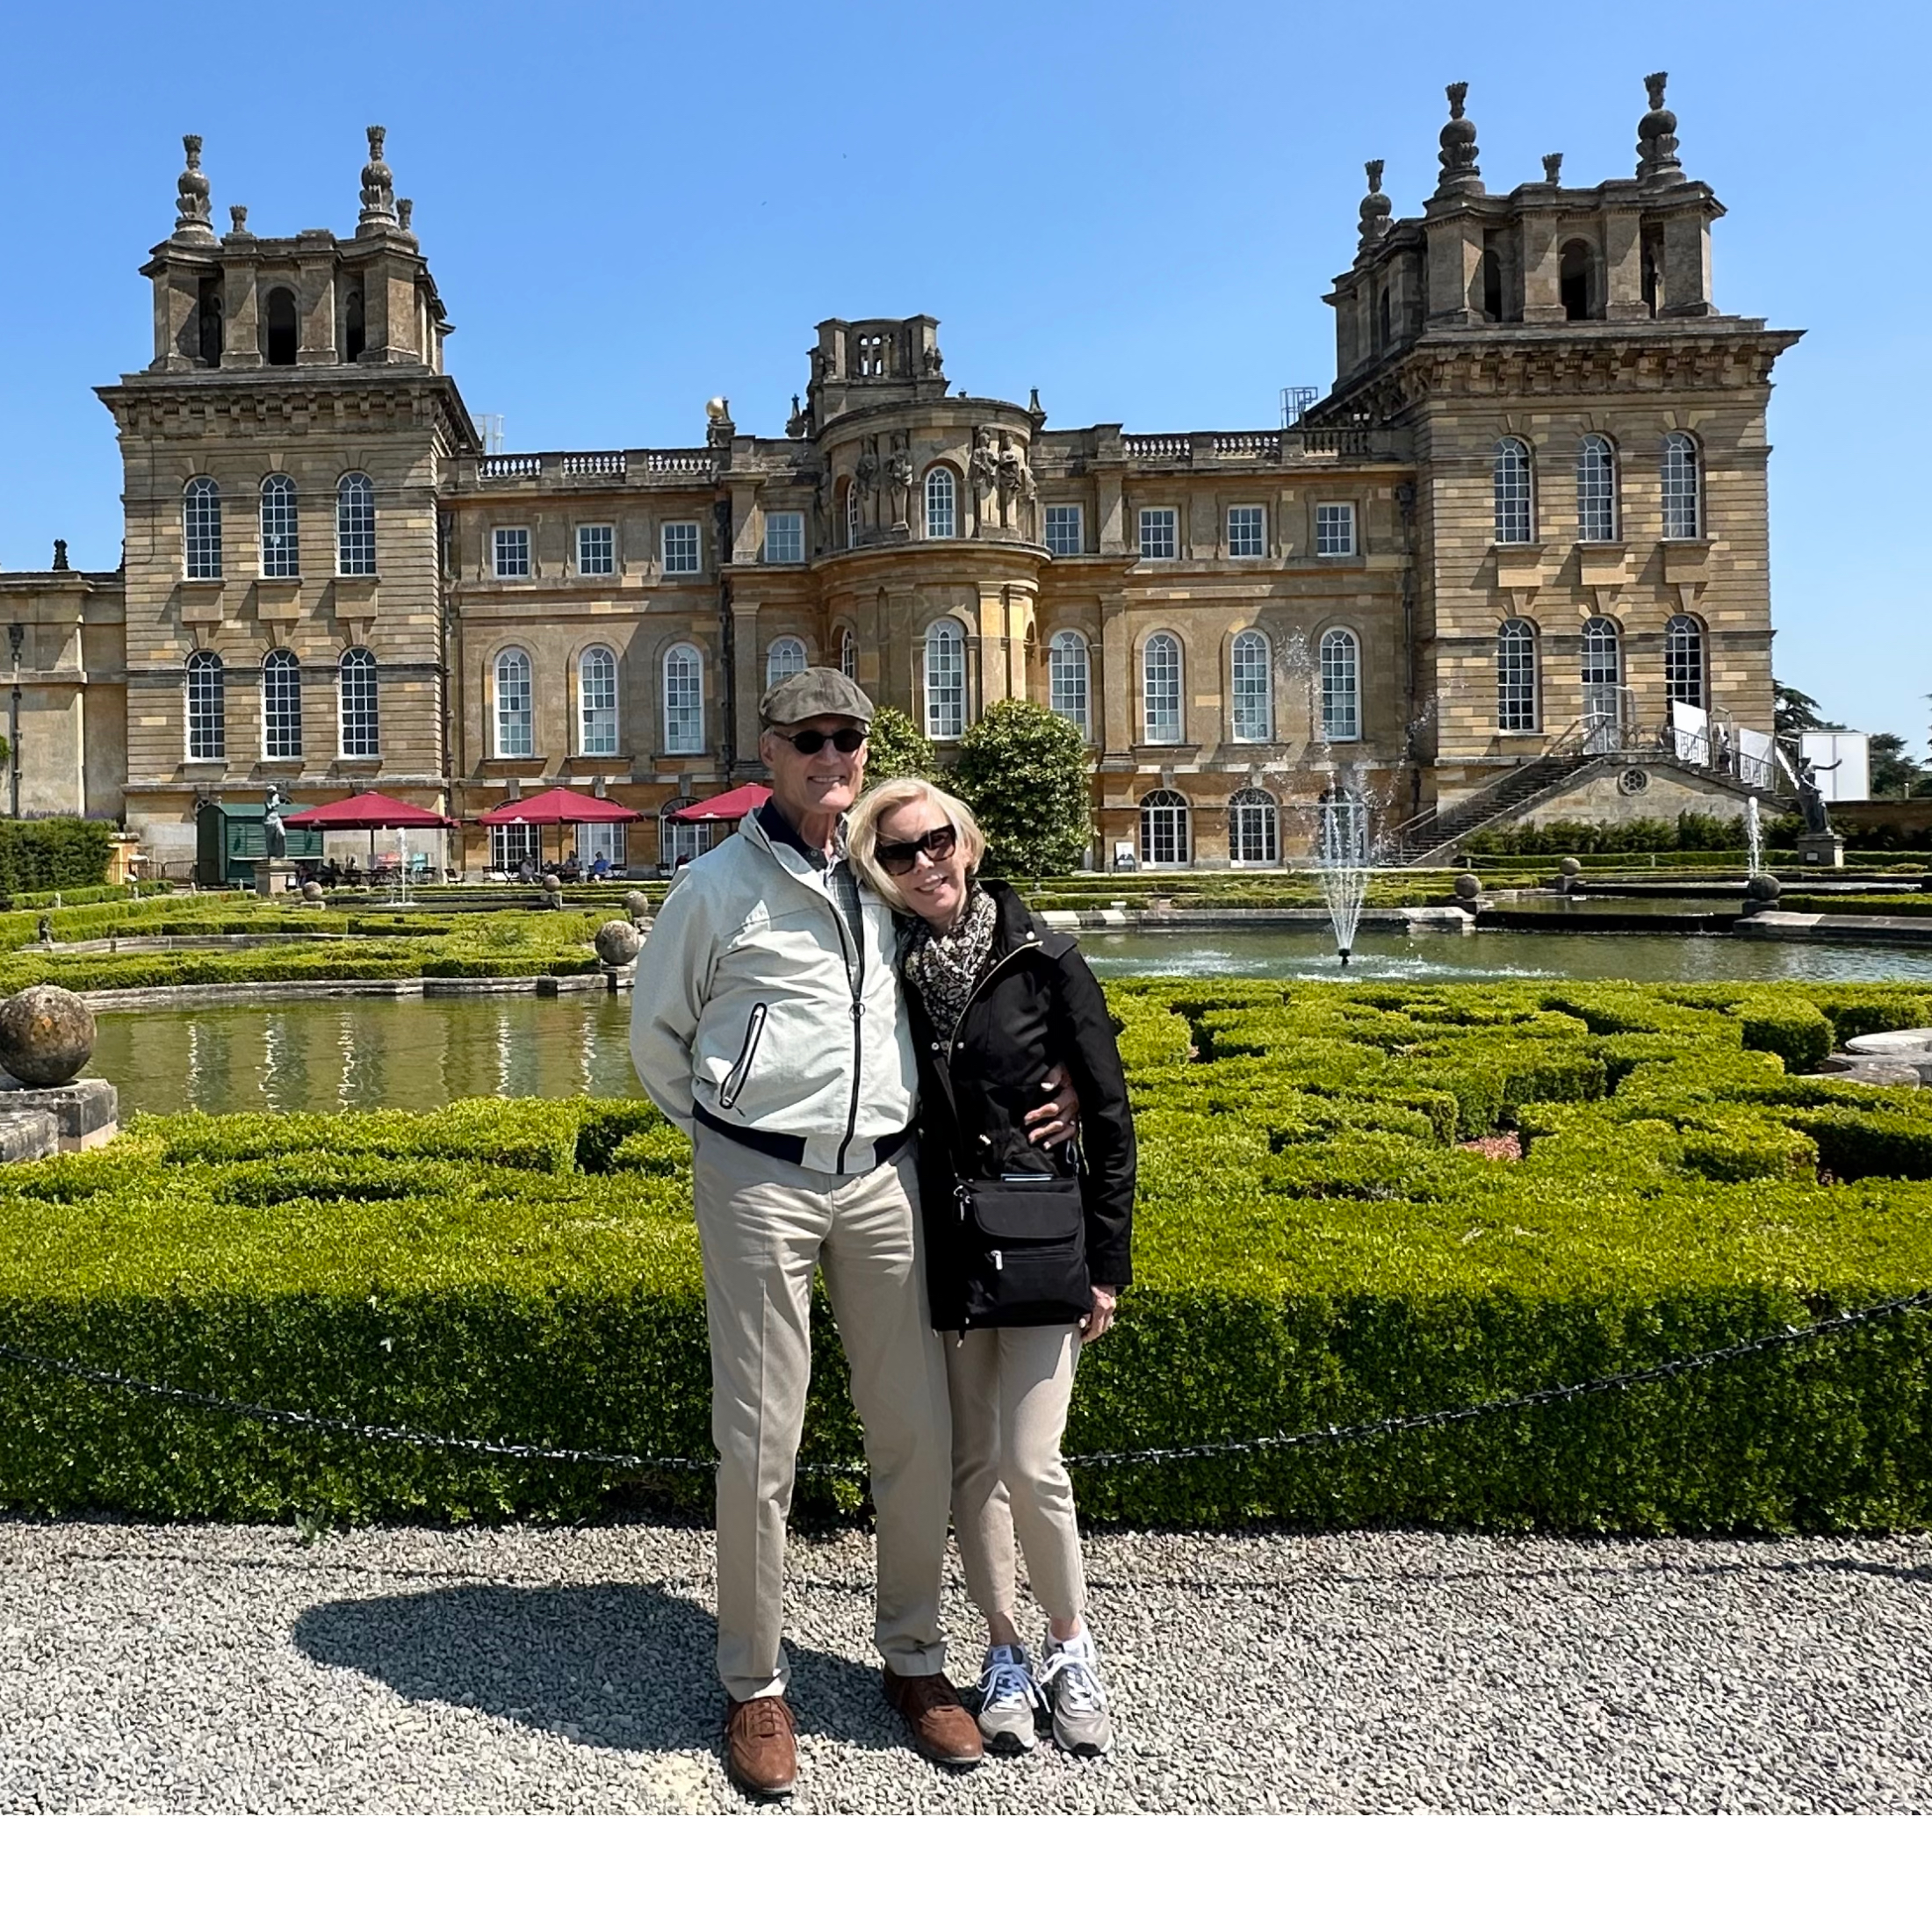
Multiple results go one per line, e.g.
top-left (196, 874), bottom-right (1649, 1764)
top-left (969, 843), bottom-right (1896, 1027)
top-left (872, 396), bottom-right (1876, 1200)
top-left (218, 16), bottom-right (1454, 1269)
top-left (1379, 753), bottom-right (1602, 867)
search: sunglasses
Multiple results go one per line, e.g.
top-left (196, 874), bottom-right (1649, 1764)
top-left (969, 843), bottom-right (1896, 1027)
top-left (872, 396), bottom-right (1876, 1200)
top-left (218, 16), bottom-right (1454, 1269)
top-left (874, 825), bottom-right (958, 875)
top-left (773, 726), bottom-right (869, 755)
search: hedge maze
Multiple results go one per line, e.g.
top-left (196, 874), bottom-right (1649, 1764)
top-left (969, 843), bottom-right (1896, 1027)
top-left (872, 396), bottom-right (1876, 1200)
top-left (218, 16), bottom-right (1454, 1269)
top-left (0, 977), bottom-right (1928, 1533)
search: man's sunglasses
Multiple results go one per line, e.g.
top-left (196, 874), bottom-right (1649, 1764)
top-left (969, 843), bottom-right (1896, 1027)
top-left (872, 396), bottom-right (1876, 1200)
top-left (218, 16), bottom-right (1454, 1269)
top-left (773, 726), bottom-right (869, 755)
top-left (875, 825), bottom-right (958, 875)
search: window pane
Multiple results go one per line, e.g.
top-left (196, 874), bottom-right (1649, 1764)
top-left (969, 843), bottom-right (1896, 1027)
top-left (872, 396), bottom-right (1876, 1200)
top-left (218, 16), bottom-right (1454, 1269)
top-left (260, 476), bottom-right (299, 579)
top-left (1138, 789), bottom-right (1190, 865)
top-left (762, 513), bottom-right (804, 565)
top-left (1494, 440), bottom-right (1532, 544)
top-left (574, 822), bottom-right (627, 868)
top-left (923, 470), bottom-right (955, 540)
top-left (1316, 503), bottom-right (1355, 557)
top-left (491, 822), bottom-right (540, 872)
top-left (766, 638), bottom-right (805, 688)
top-left (1321, 629), bottom-right (1360, 742)
top-left (1227, 506), bottom-right (1265, 559)
top-left (184, 479), bottom-right (222, 580)
top-left (580, 645), bottom-right (618, 755)
top-left (925, 623), bottom-right (964, 739)
top-left (1577, 438), bottom-right (1617, 543)
top-left (664, 645), bottom-right (703, 751)
top-left (339, 647), bottom-right (380, 757)
top-left (663, 523), bottom-right (701, 574)
top-left (1139, 508), bottom-right (1177, 559)
top-left (1143, 635), bottom-right (1180, 742)
top-left (1662, 435), bottom-right (1700, 539)
top-left (336, 474), bottom-right (376, 577)
top-left (495, 649), bottom-right (532, 756)
top-left (577, 524), bottom-right (615, 575)
top-left (186, 651), bottom-right (225, 759)
top-left (1231, 630), bottom-right (1272, 741)
top-left (1229, 788), bottom-right (1279, 863)
top-left (1581, 618), bottom-right (1619, 683)
top-left (1496, 621), bottom-right (1538, 732)
top-left (494, 528), bottom-right (530, 579)
top-left (840, 631), bottom-right (858, 681)
top-left (1044, 505), bottom-right (1083, 556)
top-left (1049, 631), bottom-right (1089, 738)
top-left (263, 650), bottom-right (302, 759)
top-left (1664, 617), bottom-right (1704, 710)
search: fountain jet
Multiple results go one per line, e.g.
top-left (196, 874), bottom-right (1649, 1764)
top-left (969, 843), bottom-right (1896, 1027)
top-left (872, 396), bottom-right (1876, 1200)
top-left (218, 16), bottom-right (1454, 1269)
top-left (1316, 789), bottom-right (1373, 966)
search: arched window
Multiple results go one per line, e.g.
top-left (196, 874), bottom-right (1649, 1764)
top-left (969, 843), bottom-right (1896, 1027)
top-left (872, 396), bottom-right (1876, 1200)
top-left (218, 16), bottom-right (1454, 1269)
top-left (494, 647), bottom-right (533, 758)
top-left (1496, 619), bottom-right (1538, 732)
top-left (1230, 630), bottom-right (1272, 742)
top-left (1321, 628), bottom-right (1361, 743)
top-left (1139, 788), bottom-right (1191, 867)
top-left (579, 645), bottom-right (618, 754)
top-left (336, 473), bottom-right (376, 577)
top-left (923, 465), bottom-right (956, 540)
top-left (1143, 632), bottom-right (1182, 744)
top-left (838, 629), bottom-right (858, 682)
top-left (339, 646), bottom-right (380, 758)
top-left (1662, 433), bottom-right (1701, 539)
top-left (1664, 615), bottom-right (1705, 711)
top-left (262, 649), bottom-right (302, 760)
top-left (765, 637), bottom-right (806, 688)
top-left (924, 619), bottom-right (966, 740)
top-left (1576, 436), bottom-right (1618, 543)
top-left (1581, 616), bottom-right (1621, 750)
top-left (184, 477), bottom-right (222, 580)
top-left (663, 644), bottom-right (704, 753)
top-left (1049, 631), bottom-right (1090, 739)
top-left (1494, 438), bottom-right (1533, 544)
top-left (1559, 241), bottom-right (1592, 321)
top-left (263, 286), bottom-right (298, 366)
top-left (843, 478), bottom-right (861, 551)
top-left (185, 651), bottom-right (225, 759)
top-left (259, 474), bottom-right (299, 579)
top-left (1228, 786), bottom-right (1279, 865)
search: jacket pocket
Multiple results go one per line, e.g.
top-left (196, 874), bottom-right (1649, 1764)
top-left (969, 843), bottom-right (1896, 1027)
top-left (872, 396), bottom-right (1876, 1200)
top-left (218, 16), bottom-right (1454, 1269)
top-left (719, 1002), bottom-right (768, 1111)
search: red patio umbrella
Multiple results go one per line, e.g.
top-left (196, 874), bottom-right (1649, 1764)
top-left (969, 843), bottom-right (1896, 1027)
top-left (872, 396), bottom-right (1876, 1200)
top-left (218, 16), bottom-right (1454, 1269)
top-left (475, 786), bottom-right (643, 876)
top-left (283, 789), bottom-right (458, 892)
top-left (665, 782), bottom-right (771, 824)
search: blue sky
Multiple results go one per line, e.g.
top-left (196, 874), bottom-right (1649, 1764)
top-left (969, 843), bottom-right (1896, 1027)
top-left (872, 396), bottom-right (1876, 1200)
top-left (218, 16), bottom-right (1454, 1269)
top-left (5, 0), bottom-right (1926, 746)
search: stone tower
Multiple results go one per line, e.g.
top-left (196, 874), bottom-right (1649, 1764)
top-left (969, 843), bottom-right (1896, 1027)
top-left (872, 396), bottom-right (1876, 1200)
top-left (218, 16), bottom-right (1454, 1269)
top-left (1312, 77), bottom-right (1801, 813)
top-left (96, 131), bottom-right (479, 867)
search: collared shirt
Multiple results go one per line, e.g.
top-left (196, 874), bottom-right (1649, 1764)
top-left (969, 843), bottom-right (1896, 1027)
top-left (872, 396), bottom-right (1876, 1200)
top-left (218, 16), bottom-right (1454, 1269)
top-left (756, 798), bottom-right (864, 995)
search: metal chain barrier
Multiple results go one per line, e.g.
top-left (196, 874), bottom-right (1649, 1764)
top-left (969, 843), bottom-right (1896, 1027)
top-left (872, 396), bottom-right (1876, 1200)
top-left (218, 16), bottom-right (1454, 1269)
top-left (0, 1285), bottom-right (1927, 1481)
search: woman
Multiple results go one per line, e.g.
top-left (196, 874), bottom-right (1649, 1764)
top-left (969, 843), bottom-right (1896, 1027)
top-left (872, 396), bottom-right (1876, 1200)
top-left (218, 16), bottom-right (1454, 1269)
top-left (848, 777), bottom-right (1135, 1756)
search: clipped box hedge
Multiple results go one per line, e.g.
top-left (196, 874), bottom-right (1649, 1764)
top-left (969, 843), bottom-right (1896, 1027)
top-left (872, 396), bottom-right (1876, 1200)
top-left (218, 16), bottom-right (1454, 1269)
top-left (1, 983), bottom-right (1931, 1532)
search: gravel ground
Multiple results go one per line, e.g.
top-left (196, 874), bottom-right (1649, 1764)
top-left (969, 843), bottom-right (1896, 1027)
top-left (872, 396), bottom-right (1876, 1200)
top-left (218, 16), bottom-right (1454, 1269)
top-left (3, 1517), bottom-right (1930, 1813)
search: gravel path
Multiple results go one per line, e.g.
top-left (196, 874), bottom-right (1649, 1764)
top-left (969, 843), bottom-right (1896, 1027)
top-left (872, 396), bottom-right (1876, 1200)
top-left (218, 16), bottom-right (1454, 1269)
top-left (3, 1518), bottom-right (1930, 1813)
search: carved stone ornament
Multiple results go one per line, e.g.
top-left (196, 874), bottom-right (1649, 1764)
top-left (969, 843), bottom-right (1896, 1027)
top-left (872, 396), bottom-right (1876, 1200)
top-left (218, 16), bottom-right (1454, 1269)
top-left (1636, 71), bottom-right (1683, 183)
top-left (1542, 153), bottom-right (1563, 185)
top-left (359, 125), bottom-right (397, 233)
top-left (229, 204), bottom-right (250, 234)
top-left (1437, 82), bottom-right (1481, 191)
top-left (175, 134), bottom-right (214, 237)
top-left (1358, 157), bottom-right (1393, 249)
top-left (0, 984), bottom-right (96, 1088)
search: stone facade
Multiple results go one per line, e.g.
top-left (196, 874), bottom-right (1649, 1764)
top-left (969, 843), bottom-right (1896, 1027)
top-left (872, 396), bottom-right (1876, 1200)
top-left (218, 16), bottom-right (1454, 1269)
top-left (0, 80), bottom-right (1798, 872)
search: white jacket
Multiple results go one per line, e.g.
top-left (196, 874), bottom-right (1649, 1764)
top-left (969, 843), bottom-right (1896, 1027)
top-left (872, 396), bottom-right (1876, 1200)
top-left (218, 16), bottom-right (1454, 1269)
top-left (629, 808), bottom-right (918, 1174)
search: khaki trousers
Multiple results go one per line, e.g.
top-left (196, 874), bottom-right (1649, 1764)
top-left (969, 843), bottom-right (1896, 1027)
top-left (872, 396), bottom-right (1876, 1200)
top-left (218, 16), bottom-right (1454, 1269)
top-left (692, 1124), bottom-right (953, 1704)
top-left (946, 1323), bottom-right (1086, 1627)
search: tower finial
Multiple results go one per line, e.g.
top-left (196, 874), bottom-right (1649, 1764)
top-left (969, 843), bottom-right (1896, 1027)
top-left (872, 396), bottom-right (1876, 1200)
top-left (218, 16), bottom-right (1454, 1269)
top-left (396, 197), bottom-right (415, 236)
top-left (1637, 72), bottom-right (1684, 184)
top-left (1437, 83), bottom-right (1481, 193)
top-left (1358, 159), bottom-right (1392, 253)
top-left (174, 134), bottom-right (214, 239)
top-left (1542, 153), bottom-right (1563, 186)
top-left (358, 124), bottom-right (397, 235)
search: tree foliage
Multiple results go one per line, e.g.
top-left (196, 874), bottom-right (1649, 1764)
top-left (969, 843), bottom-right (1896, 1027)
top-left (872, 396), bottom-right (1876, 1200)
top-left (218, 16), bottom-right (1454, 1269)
top-left (860, 706), bottom-right (939, 789)
top-left (1772, 681), bottom-right (1842, 738)
top-left (954, 699), bottom-right (1093, 876)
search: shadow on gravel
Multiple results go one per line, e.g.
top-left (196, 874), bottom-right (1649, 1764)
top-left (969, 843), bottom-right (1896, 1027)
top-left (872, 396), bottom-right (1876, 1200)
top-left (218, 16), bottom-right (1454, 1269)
top-left (292, 1582), bottom-right (888, 1755)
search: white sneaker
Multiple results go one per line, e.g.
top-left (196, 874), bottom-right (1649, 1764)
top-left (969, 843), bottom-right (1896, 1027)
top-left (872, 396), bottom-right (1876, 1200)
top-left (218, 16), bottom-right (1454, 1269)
top-left (1040, 1630), bottom-right (1113, 1756)
top-left (975, 1643), bottom-right (1038, 1754)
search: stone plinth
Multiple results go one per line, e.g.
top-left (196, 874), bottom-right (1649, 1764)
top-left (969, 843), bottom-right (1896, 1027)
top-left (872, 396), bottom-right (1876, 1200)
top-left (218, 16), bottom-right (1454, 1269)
top-left (256, 861), bottom-right (299, 898)
top-left (1795, 833), bottom-right (1844, 869)
top-left (0, 1076), bottom-right (119, 1151)
top-left (0, 1112), bottom-right (59, 1162)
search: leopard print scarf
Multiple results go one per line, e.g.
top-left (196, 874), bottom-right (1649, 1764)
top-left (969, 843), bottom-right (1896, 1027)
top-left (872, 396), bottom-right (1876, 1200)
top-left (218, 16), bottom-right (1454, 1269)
top-left (903, 884), bottom-right (998, 1043)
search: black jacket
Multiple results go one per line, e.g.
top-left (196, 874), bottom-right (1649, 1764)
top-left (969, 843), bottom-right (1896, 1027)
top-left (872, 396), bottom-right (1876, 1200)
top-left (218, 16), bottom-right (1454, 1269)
top-left (902, 881), bottom-right (1136, 1332)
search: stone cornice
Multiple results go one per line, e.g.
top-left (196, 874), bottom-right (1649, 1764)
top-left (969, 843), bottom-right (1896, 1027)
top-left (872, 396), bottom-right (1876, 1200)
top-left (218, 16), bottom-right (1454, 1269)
top-left (97, 367), bottom-right (480, 456)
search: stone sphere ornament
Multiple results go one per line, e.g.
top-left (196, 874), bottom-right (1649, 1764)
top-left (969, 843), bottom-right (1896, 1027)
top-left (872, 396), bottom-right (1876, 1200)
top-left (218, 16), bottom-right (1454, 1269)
top-left (624, 890), bottom-right (652, 924)
top-left (0, 984), bottom-right (97, 1087)
top-left (594, 919), bottom-right (644, 967)
top-left (301, 880), bottom-right (324, 903)
top-left (1558, 856), bottom-right (1583, 878)
top-left (1453, 872), bottom-right (1482, 903)
top-left (1744, 873), bottom-right (1782, 905)
top-left (541, 873), bottom-right (562, 894)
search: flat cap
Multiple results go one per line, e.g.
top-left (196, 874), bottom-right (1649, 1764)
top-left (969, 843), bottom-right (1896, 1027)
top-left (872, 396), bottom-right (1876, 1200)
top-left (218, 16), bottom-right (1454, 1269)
top-left (760, 667), bottom-right (875, 727)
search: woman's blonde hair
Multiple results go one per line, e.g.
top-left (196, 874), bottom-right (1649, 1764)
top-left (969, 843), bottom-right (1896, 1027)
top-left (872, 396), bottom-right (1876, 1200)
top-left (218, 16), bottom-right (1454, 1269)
top-left (846, 777), bottom-right (987, 912)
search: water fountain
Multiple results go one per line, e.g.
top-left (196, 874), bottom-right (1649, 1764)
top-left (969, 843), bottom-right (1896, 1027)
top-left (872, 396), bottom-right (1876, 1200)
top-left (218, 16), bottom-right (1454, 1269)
top-left (1315, 789), bottom-right (1373, 966)
top-left (1745, 795), bottom-right (1763, 880)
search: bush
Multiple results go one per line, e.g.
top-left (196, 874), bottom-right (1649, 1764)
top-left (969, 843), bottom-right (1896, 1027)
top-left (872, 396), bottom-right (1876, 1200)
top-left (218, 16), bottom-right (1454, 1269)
top-left (860, 706), bottom-right (940, 789)
top-left (0, 819), bottom-right (113, 898)
top-left (953, 699), bottom-right (1093, 875)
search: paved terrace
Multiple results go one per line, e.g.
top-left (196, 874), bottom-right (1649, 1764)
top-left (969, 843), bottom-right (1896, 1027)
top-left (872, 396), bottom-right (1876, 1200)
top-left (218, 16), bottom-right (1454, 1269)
top-left (3, 1520), bottom-right (1929, 1813)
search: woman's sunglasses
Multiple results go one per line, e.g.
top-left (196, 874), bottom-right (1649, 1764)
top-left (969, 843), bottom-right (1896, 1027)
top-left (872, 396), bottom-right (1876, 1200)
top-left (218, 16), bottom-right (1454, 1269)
top-left (774, 726), bottom-right (869, 755)
top-left (875, 825), bottom-right (958, 875)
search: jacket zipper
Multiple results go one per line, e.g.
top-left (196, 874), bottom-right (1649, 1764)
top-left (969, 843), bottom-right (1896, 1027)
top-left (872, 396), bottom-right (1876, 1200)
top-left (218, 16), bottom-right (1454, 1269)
top-left (719, 1002), bottom-right (768, 1111)
top-left (944, 938), bottom-right (1042, 1063)
top-left (831, 872), bottom-right (864, 1175)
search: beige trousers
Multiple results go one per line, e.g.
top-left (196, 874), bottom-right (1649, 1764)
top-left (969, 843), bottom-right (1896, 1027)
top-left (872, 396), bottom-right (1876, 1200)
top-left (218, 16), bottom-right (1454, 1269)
top-left (946, 1323), bottom-right (1086, 1627)
top-left (692, 1124), bottom-right (954, 1704)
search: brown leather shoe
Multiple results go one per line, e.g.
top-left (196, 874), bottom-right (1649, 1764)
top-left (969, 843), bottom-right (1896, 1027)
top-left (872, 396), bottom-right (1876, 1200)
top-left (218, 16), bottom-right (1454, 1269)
top-left (883, 1667), bottom-right (984, 1768)
top-left (724, 1696), bottom-right (797, 1799)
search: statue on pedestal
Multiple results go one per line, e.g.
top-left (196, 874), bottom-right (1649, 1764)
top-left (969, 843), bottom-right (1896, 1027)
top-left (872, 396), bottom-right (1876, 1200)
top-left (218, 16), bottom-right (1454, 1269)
top-left (263, 782), bottom-right (291, 861)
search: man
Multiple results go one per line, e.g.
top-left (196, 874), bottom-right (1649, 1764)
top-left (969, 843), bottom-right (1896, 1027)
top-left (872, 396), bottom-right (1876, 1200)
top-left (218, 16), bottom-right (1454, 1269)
top-left (631, 667), bottom-right (1073, 1799)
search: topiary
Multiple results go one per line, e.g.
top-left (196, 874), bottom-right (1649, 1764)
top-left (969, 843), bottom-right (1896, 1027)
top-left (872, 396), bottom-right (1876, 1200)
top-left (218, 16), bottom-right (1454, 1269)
top-left (953, 698), bottom-right (1093, 876)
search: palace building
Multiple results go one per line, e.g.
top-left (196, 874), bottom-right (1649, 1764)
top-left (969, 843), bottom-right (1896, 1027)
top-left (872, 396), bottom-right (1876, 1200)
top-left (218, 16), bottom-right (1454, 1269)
top-left (0, 77), bottom-right (1799, 874)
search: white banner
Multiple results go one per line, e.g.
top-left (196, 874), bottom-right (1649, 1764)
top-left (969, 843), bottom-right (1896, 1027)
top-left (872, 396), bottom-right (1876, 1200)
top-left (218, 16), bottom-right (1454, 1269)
top-left (1735, 726), bottom-right (1775, 791)
top-left (1799, 730), bottom-right (1871, 802)
top-left (1671, 701), bottom-right (1710, 766)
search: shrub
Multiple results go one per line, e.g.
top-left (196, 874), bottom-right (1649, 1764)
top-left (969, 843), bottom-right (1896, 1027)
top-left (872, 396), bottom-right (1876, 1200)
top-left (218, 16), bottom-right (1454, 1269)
top-left (860, 705), bottom-right (939, 788)
top-left (0, 819), bottom-right (113, 897)
top-left (953, 699), bottom-right (1093, 875)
